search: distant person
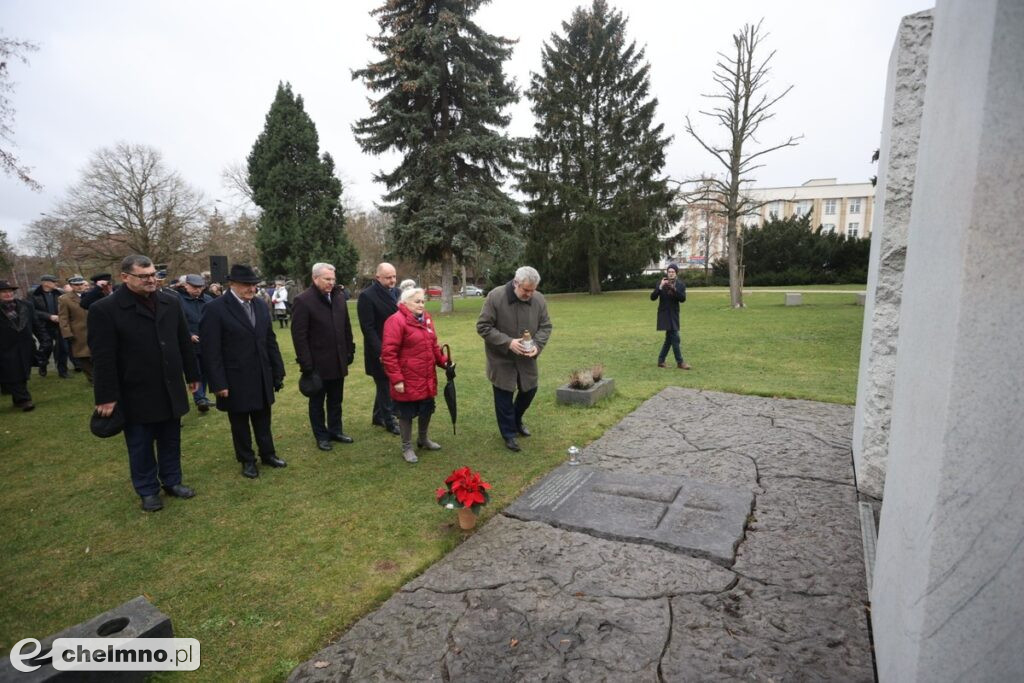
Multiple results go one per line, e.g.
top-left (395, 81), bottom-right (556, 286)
top-left (357, 262), bottom-right (400, 435)
top-left (89, 255), bottom-right (200, 512)
top-left (651, 263), bottom-right (690, 370)
top-left (476, 266), bottom-right (552, 452)
top-left (58, 275), bottom-right (93, 382)
top-left (200, 265), bottom-right (286, 478)
top-left (207, 282), bottom-right (224, 297)
top-left (79, 273), bottom-right (113, 310)
top-left (271, 281), bottom-right (289, 328)
top-left (30, 274), bottom-right (68, 378)
top-left (0, 280), bottom-right (48, 411)
top-left (381, 286), bottom-right (449, 463)
top-left (178, 274), bottom-right (214, 412)
top-left (291, 262), bottom-right (356, 451)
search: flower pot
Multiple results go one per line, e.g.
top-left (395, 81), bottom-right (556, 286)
top-left (556, 377), bottom-right (615, 406)
top-left (456, 507), bottom-right (477, 530)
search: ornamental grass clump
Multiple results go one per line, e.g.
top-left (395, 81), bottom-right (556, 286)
top-left (567, 363), bottom-right (605, 390)
top-left (435, 466), bottom-right (491, 513)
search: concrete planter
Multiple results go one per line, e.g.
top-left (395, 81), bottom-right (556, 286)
top-left (556, 378), bottom-right (615, 406)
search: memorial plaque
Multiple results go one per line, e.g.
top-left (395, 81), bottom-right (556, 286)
top-left (505, 465), bottom-right (753, 565)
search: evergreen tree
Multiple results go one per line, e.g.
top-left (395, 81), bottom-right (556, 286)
top-left (352, 0), bottom-right (520, 312)
top-left (520, 0), bottom-right (678, 294)
top-left (248, 82), bottom-right (358, 285)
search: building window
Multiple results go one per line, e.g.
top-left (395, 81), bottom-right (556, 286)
top-left (823, 224), bottom-right (836, 234)
top-left (766, 201), bottom-right (783, 218)
top-left (793, 200), bottom-right (811, 217)
top-left (849, 198), bottom-right (862, 214)
top-left (824, 199), bottom-right (837, 215)
top-left (847, 223), bottom-right (859, 238)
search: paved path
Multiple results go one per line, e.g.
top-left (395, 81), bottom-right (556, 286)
top-left (291, 388), bottom-right (873, 682)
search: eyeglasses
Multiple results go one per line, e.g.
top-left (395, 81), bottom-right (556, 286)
top-left (124, 271), bottom-right (158, 281)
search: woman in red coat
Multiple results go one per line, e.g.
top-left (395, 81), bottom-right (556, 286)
top-left (380, 287), bottom-right (449, 463)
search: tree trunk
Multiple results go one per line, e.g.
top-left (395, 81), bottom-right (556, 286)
top-left (726, 215), bottom-right (744, 308)
top-left (460, 263), bottom-right (467, 295)
top-left (587, 249), bottom-right (601, 295)
top-left (440, 250), bottom-right (454, 313)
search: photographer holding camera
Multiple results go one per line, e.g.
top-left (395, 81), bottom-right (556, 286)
top-left (651, 263), bottom-right (691, 370)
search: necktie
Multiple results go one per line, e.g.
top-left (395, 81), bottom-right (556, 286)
top-left (245, 301), bottom-right (255, 327)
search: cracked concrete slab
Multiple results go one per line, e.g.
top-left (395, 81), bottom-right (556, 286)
top-left (291, 388), bottom-right (872, 682)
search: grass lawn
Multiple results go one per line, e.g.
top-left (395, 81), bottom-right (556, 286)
top-left (0, 288), bottom-right (863, 681)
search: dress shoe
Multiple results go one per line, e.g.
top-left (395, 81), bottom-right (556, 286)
top-left (677, 362), bottom-right (692, 370)
top-left (374, 419), bottom-right (401, 435)
top-left (329, 433), bottom-right (354, 444)
top-left (197, 400), bottom-right (209, 413)
top-left (163, 483), bottom-right (195, 498)
top-left (59, 372), bottom-right (70, 379)
top-left (16, 400), bottom-right (35, 412)
top-left (504, 437), bottom-right (521, 452)
top-left (38, 366), bottom-right (47, 377)
top-left (140, 494), bottom-right (163, 512)
top-left (657, 362), bottom-right (666, 368)
top-left (261, 455), bottom-right (287, 468)
top-left (317, 440), bottom-right (333, 451)
top-left (387, 422), bottom-right (400, 435)
top-left (242, 462), bottom-right (259, 478)
top-left (517, 424), bottom-right (531, 437)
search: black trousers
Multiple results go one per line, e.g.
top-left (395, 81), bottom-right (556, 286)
top-left (0, 381), bottom-right (32, 405)
top-left (228, 406), bottom-right (275, 463)
top-left (492, 383), bottom-right (538, 439)
top-left (38, 325), bottom-right (69, 374)
top-left (308, 378), bottom-right (344, 440)
top-left (371, 374), bottom-right (395, 426)
top-left (123, 418), bottom-right (182, 497)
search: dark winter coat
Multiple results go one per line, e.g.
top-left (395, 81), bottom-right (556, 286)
top-left (476, 281), bottom-right (553, 392)
top-left (356, 280), bottom-right (399, 378)
top-left (381, 304), bottom-right (448, 402)
top-left (290, 285), bottom-right (355, 381)
top-left (651, 279), bottom-right (686, 331)
top-left (88, 286), bottom-right (199, 424)
top-left (0, 299), bottom-right (47, 384)
top-left (177, 289), bottom-right (212, 337)
top-left (30, 284), bottom-right (61, 326)
top-left (199, 292), bottom-right (285, 414)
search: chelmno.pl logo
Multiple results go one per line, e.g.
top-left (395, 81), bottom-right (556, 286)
top-left (9, 637), bottom-right (200, 672)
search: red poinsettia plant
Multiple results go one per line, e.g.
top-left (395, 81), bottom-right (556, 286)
top-left (435, 466), bottom-right (491, 513)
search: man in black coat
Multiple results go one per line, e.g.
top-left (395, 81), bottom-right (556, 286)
top-left (650, 263), bottom-right (691, 370)
top-left (79, 273), bottom-right (113, 310)
top-left (0, 280), bottom-right (48, 411)
top-left (178, 274), bottom-right (214, 412)
top-left (356, 262), bottom-right (400, 435)
top-left (30, 274), bottom-right (69, 378)
top-left (89, 255), bottom-right (201, 512)
top-left (200, 264), bottom-right (286, 478)
top-left (291, 262), bottom-right (355, 451)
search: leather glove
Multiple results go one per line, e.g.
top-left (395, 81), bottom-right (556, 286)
top-left (346, 354), bottom-right (354, 366)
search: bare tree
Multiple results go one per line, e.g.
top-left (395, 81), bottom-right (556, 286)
top-left (57, 142), bottom-right (206, 267)
top-left (220, 160), bottom-right (258, 212)
top-left (684, 20), bottom-right (800, 308)
top-left (0, 34), bottom-right (41, 190)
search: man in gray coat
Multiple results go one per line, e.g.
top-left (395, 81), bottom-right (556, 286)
top-left (476, 266), bottom-right (552, 452)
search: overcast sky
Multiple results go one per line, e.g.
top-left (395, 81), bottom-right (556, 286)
top-left (1, 0), bottom-right (932, 247)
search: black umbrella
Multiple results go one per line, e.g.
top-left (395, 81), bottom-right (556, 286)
top-left (441, 344), bottom-right (457, 434)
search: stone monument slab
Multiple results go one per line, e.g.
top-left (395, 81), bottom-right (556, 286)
top-left (504, 465), bottom-right (752, 565)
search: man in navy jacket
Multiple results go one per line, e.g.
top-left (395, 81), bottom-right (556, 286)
top-left (651, 263), bottom-right (691, 370)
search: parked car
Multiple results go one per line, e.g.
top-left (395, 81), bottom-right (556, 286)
top-left (462, 285), bottom-right (485, 297)
top-left (425, 285), bottom-right (442, 298)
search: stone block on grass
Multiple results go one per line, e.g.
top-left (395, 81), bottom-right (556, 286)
top-left (555, 378), bottom-right (615, 406)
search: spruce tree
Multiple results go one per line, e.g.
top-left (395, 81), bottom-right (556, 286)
top-left (520, 0), bottom-right (678, 294)
top-left (353, 0), bottom-right (520, 312)
top-left (248, 82), bottom-right (358, 285)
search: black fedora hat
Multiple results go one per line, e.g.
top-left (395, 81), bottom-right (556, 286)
top-left (228, 264), bottom-right (261, 284)
top-left (90, 406), bottom-right (125, 438)
top-left (0, 279), bottom-right (19, 291)
top-left (298, 370), bottom-right (324, 397)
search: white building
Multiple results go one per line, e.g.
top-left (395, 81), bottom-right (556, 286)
top-left (651, 178), bottom-right (875, 272)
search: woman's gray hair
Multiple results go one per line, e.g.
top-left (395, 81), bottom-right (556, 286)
top-left (311, 262), bottom-right (335, 279)
top-left (400, 287), bottom-right (424, 304)
top-left (514, 266), bottom-right (541, 286)
top-left (399, 278), bottom-right (417, 291)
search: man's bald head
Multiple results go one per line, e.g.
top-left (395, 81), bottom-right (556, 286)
top-left (375, 262), bottom-right (397, 288)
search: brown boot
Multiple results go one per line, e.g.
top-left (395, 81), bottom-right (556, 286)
top-left (657, 362), bottom-right (666, 368)
top-left (677, 362), bottom-right (692, 370)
